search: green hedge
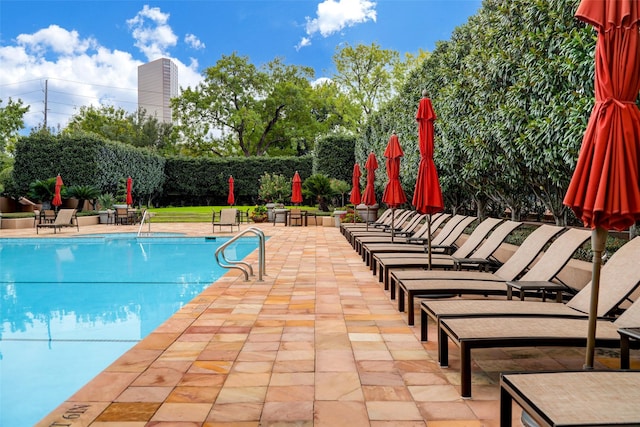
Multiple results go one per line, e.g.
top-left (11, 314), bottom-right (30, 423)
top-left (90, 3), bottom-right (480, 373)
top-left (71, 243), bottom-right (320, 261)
top-left (314, 133), bottom-right (356, 183)
top-left (12, 133), bottom-right (165, 205)
top-left (160, 155), bottom-right (313, 206)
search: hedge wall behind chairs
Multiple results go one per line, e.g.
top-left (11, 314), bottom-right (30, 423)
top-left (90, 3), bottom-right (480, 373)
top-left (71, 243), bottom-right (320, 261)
top-left (12, 132), bottom-right (166, 206)
top-left (160, 154), bottom-right (313, 206)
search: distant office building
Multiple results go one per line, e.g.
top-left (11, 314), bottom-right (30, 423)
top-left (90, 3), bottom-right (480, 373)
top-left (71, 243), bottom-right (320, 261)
top-left (137, 58), bottom-right (178, 123)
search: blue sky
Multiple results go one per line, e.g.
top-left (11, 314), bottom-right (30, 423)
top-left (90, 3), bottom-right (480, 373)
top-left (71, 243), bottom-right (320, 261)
top-left (0, 0), bottom-right (482, 131)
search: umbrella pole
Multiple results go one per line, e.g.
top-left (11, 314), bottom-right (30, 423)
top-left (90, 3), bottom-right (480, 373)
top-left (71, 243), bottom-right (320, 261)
top-left (585, 227), bottom-right (607, 369)
top-left (391, 208), bottom-right (395, 243)
top-left (427, 214), bottom-right (432, 270)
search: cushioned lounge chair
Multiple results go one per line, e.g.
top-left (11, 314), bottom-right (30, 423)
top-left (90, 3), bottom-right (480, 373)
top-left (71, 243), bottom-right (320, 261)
top-left (500, 370), bottom-right (640, 427)
top-left (396, 227), bottom-right (590, 325)
top-left (420, 236), bottom-right (640, 341)
top-left (356, 213), bottom-right (451, 262)
top-left (438, 293), bottom-right (640, 398)
top-left (212, 208), bottom-right (239, 232)
top-left (36, 208), bottom-right (79, 234)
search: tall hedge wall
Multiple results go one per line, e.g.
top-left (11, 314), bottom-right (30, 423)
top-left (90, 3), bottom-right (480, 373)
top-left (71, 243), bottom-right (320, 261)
top-left (160, 155), bottom-right (313, 206)
top-left (313, 133), bottom-right (356, 183)
top-left (12, 133), bottom-right (165, 204)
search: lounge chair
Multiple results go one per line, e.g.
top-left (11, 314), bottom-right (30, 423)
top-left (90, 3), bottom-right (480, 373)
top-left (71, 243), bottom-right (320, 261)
top-left (438, 293), bottom-right (640, 398)
top-left (357, 213), bottom-right (451, 262)
top-left (500, 370), bottom-right (640, 427)
top-left (373, 216), bottom-right (499, 288)
top-left (348, 212), bottom-right (426, 248)
top-left (396, 227), bottom-right (590, 325)
top-left (36, 208), bottom-right (78, 234)
top-left (420, 236), bottom-right (640, 341)
top-left (340, 208), bottom-right (395, 236)
top-left (345, 210), bottom-right (418, 244)
top-left (388, 224), bottom-right (565, 292)
top-left (212, 208), bottom-right (239, 232)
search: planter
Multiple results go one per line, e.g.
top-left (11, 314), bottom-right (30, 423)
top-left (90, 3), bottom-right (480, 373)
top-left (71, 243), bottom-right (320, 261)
top-left (333, 210), bottom-right (347, 227)
top-left (266, 203), bottom-right (276, 221)
top-left (98, 210), bottom-right (114, 224)
top-left (251, 215), bottom-right (268, 223)
top-left (76, 215), bottom-right (99, 226)
top-left (273, 208), bottom-right (288, 224)
top-left (356, 204), bottom-right (378, 222)
top-left (1, 217), bottom-right (35, 229)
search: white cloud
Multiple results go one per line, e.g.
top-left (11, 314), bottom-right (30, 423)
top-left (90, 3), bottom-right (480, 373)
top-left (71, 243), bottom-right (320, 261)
top-left (0, 6), bottom-right (203, 132)
top-left (295, 37), bottom-right (312, 51)
top-left (299, 0), bottom-right (376, 47)
top-left (127, 5), bottom-right (178, 61)
top-left (185, 34), bottom-right (205, 50)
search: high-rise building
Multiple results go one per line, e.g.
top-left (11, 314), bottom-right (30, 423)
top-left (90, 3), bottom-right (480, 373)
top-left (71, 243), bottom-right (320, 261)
top-left (137, 58), bottom-right (178, 123)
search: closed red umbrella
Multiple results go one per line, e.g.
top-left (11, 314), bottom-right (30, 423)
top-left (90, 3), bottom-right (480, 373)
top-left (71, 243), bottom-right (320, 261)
top-left (382, 133), bottom-right (407, 242)
top-left (126, 176), bottom-right (133, 206)
top-left (563, 0), bottom-right (640, 369)
top-left (412, 92), bottom-right (444, 269)
top-left (52, 174), bottom-right (63, 211)
top-left (227, 175), bottom-right (235, 206)
top-left (349, 163), bottom-right (362, 206)
top-left (362, 152), bottom-right (378, 206)
top-left (291, 171), bottom-right (303, 204)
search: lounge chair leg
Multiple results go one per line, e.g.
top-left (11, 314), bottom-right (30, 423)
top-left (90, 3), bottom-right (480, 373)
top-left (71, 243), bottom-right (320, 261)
top-left (500, 384), bottom-right (513, 426)
top-left (460, 342), bottom-right (472, 398)
top-left (397, 286), bottom-right (405, 313)
top-left (420, 309), bottom-right (429, 341)
top-left (438, 326), bottom-right (449, 367)
top-left (407, 291), bottom-right (415, 326)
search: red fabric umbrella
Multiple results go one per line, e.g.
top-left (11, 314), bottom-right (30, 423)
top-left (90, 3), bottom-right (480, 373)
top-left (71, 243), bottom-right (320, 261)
top-left (291, 171), bottom-right (303, 204)
top-left (349, 163), bottom-right (362, 205)
top-left (227, 175), bottom-right (235, 206)
top-left (412, 94), bottom-right (444, 215)
top-left (563, 0), bottom-right (640, 368)
top-left (362, 152), bottom-right (378, 206)
top-left (52, 174), bottom-right (63, 210)
top-left (382, 133), bottom-right (407, 241)
top-left (126, 176), bottom-right (133, 206)
top-left (412, 93), bottom-right (445, 269)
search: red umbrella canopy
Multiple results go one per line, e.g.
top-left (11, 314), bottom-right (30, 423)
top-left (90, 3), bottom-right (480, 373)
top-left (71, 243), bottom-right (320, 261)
top-left (350, 163), bottom-right (362, 205)
top-left (563, 0), bottom-right (640, 231)
top-left (227, 175), bottom-right (235, 206)
top-left (126, 176), bottom-right (133, 205)
top-left (362, 152), bottom-right (378, 206)
top-left (52, 174), bottom-right (63, 207)
top-left (382, 133), bottom-right (407, 208)
top-left (412, 94), bottom-right (444, 215)
top-left (291, 171), bottom-right (303, 204)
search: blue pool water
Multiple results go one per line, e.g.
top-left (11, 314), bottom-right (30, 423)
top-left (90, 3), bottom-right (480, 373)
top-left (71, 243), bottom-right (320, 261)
top-left (0, 235), bottom-right (257, 426)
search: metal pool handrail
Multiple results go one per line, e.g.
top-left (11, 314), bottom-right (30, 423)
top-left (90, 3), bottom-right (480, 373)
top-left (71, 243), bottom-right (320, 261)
top-left (215, 227), bottom-right (266, 281)
top-left (137, 210), bottom-right (155, 237)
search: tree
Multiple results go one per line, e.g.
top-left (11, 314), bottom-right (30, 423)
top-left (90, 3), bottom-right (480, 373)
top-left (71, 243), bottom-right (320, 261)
top-left (64, 105), bottom-right (177, 155)
top-left (0, 98), bottom-right (29, 153)
top-left (173, 53), bottom-right (354, 157)
top-left (332, 43), bottom-right (400, 121)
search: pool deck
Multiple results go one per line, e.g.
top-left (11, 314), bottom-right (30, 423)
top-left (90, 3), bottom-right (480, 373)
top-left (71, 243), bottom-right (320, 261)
top-left (2, 221), bottom-right (637, 426)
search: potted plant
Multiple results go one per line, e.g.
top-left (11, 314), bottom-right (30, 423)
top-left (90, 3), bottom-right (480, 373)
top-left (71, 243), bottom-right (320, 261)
top-left (97, 193), bottom-right (116, 224)
top-left (250, 205), bottom-right (268, 223)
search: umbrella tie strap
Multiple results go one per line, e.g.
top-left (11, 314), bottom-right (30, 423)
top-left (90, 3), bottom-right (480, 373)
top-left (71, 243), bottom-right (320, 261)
top-left (598, 98), bottom-right (636, 109)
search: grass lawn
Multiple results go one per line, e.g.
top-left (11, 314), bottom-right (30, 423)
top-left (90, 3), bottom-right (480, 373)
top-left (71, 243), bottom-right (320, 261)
top-left (147, 206), bottom-right (323, 223)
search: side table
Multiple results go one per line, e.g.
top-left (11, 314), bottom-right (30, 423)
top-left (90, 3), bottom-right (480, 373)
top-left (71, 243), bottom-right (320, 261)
top-left (618, 326), bottom-right (640, 369)
top-left (505, 280), bottom-right (567, 302)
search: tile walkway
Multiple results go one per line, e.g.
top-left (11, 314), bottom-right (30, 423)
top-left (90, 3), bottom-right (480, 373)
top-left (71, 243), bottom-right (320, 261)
top-left (2, 220), bottom-right (636, 426)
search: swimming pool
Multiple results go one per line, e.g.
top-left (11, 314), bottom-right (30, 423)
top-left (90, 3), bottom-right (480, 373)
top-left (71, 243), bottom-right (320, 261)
top-left (0, 235), bottom-right (258, 426)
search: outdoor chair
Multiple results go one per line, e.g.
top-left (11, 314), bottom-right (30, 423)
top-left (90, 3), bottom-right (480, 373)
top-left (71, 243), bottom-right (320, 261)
top-left (500, 370), bottom-right (640, 427)
top-left (213, 208), bottom-right (239, 232)
top-left (349, 213), bottom-right (427, 249)
top-left (36, 208), bottom-right (79, 234)
top-left (357, 213), bottom-right (451, 262)
top-left (289, 208), bottom-right (303, 226)
top-left (395, 227), bottom-right (590, 326)
top-left (388, 224), bottom-right (564, 288)
top-left (340, 208), bottom-right (395, 235)
top-left (438, 285), bottom-right (640, 398)
top-left (372, 216), bottom-right (499, 288)
top-left (419, 235), bottom-right (640, 340)
top-left (345, 209), bottom-right (417, 243)
top-left (342, 209), bottom-right (411, 240)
